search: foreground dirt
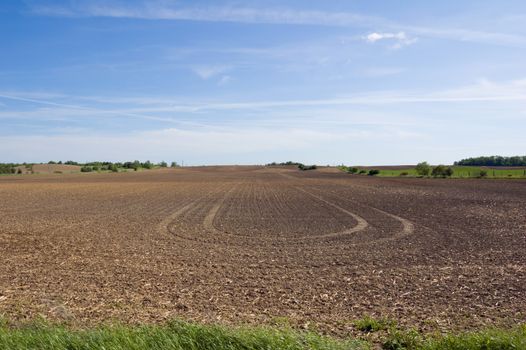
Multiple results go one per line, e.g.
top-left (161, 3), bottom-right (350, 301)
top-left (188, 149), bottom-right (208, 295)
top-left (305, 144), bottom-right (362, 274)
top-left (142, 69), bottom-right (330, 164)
top-left (0, 167), bottom-right (524, 334)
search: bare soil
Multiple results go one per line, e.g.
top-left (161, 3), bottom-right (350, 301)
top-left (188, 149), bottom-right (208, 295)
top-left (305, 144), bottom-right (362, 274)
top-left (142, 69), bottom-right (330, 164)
top-left (0, 167), bottom-right (524, 335)
top-left (14, 164), bottom-right (81, 174)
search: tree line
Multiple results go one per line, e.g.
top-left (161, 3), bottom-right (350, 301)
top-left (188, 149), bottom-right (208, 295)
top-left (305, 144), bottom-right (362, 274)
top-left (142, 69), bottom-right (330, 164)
top-left (75, 160), bottom-right (178, 172)
top-left (454, 156), bottom-right (526, 166)
top-left (0, 161), bottom-right (180, 174)
top-left (0, 163), bottom-right (20, 174)
top-left (415, 162), bottom-right (454, 177)
top-left (266, 161), bottom-right (317, 171)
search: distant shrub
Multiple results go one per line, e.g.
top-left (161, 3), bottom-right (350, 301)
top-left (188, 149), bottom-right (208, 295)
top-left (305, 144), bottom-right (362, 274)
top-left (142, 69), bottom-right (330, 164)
top-left (478, 170), bottom-right (488, 178)
top-left (80, 166), bottom-right (93, 173)
top-left (359, 170), bottom-right (367, 174)
top-left (432, 165), bottom-right (454, 178)
top-left (415, 162), bottom-right (431, 176)
top-left (171, 162), bottom-right (179, 168)
top-left (368, 169), bottom-right (380, 176)
top-left (399, 172), bottom-right (409, 176)
top-left (267, 161), bottom-right (303, 167)
top-left (159, 161), bottom-right (168, 167)
top-left (298, 164), bottom-right (317, 171)
top-left (142, 161), bottom-right (154, 169)
top-left (347, 167), bottom-right (359, 174)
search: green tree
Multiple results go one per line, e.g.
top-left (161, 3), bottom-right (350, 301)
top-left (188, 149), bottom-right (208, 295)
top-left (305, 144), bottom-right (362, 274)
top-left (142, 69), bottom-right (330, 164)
top-left (415, 162), bottom-right (431, 176)
top-left (432, 165), bottom-right (454, 178)
top-left (132, 160), bottom-right (141, 171)
top-left (142, 160), bottom-right (153, 169)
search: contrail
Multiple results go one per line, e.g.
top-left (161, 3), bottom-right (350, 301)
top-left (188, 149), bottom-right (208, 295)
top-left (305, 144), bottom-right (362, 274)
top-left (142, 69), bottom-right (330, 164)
top-left (0, 93), bottom-right (178, 123)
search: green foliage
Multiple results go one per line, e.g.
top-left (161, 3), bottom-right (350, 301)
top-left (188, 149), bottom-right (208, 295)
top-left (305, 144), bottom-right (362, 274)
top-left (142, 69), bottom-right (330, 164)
top-left (159, 161), bottom-right (168, 168)
top-left (422, 325), bottom-right (526, 350)
top-left (347, 167), bottom-right (359, 174)
top-left (267, 161), bottom-right (304, 166)
top-left (478, 170), bottom-right (488, 178)
top-left (0, 319), bottom-right (365, 350)
top-left (382, 325), bottom-right (526, 350)
top-left (359, 170), bottom-right (367, 174)
top-left (383, 328), bottom-right (423, 350)
top-left (455, 155), bottom-right (526, 166)
top-left (108, 164), bottom-right (119, 173)
top-left (354, 316), bottom-right (393, 333)
top-left (0, 164), bottom-right (18, 174)
top-left (415, 162), bottom-right (431, 176)
top-left (171, 162), bottom-right (179, 168)
top-left (431, 165), bottom-right (454, 178)
top-left (80, 166), bottom-right (93, 173)
top-left (0, 318), bottom-right (524, 350)
top-left (298, 164), bottom-right (317, 171)
top-left (368, 169), bottom-right (380, 176)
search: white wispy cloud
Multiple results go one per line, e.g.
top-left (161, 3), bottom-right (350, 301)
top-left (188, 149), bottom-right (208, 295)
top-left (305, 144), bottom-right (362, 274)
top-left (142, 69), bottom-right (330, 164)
top-left (28, 2), bottom-right (526, 47)
top-left (191, 65), bottom-right (231, 80)
top-left (365, 32), bottom-right (418, 49)
top-left (30, 2), bottom-right (380, 27)
top-left (218, 75), bottom-right (232, 86)
top-left (0, 125), bottom-right (426, 164)
top-left (0, 93), bottom-right (179, 123)
top-left (2, 78), bottom-right (525, 119)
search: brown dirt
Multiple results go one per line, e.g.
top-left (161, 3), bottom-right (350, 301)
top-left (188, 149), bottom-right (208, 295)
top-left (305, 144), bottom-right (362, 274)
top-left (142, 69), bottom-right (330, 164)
top-left (0, 167), bottom-right (524, 335)
top-left (14, 164), bottom-right (81, 174)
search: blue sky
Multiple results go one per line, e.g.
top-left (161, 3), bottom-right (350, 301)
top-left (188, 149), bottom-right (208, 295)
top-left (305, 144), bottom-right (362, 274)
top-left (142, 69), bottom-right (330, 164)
top-left (1, 0), bottom-right (525, 165)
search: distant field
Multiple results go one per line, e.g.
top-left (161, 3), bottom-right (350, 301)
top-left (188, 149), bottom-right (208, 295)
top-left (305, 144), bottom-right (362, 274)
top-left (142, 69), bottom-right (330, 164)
top-left (350, 166), bottom-right (526, 178)
top-left (13, 164), bottom-right (81, 175)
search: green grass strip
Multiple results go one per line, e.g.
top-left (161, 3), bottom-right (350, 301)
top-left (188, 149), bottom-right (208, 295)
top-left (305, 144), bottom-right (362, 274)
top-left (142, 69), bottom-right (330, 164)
top-left (0, 319), bottom-right (525, 350)
top-left (0, 319), bottom-right (364, 350)
top-left (383, 325), bottom-right (526, 350)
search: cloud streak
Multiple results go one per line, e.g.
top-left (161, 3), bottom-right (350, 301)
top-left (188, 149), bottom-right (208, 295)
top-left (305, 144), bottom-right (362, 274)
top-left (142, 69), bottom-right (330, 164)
top-left (2, 78), bottom-right (525, 118)
top-left (30, 2), bottom-right (380, 27)
top-left (0, 125), bottom-right (426, 164)
top-left (365, 32), bottom-right (418, 49)
top-left (191, 65), bottom-right (231, 80)
top-left (28, 1), bottom-right (526, 47)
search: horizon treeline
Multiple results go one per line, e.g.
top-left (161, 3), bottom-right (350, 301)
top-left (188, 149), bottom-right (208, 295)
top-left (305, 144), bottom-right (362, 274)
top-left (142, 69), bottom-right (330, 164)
top-left (0, 160), bottom-right (180, 174)
top-left (454, 155), bottom-right (526, 166)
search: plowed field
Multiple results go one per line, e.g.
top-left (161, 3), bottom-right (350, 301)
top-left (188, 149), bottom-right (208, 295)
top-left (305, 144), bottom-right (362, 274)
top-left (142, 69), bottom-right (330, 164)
top-left (0, 166), bottom-right (524, 334)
